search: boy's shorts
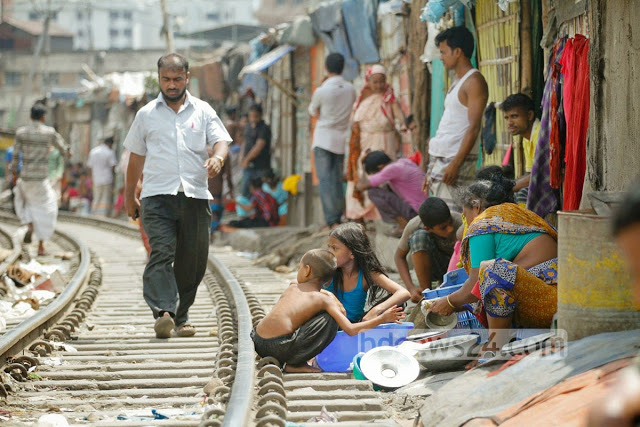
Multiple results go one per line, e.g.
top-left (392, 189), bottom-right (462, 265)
top-left (408, 229), bottom-right (452, 282)
top-left (251, 311), bottom-right (338, 367)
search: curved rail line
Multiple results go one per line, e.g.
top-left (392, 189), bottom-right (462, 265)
top-left (0, 212), bottom-right (263, 426)
top-left (1, 212), bottom-right (395, 426)
top-left (0, 213), bottom-right (90, 368)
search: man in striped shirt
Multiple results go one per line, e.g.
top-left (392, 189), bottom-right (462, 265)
top-left (12, 102), bottom-right (71, 256)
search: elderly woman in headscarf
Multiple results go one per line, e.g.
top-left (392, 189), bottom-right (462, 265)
top-left (428, 174), bottom-right (558, 364)
top-left (346, 64), bottom-right (406, 221)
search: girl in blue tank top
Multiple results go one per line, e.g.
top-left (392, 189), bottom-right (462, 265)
top-left (324, 223), bottom-right (410, 322)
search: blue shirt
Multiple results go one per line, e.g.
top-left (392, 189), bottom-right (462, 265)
top-left (324, 270), bottom-right (367, 322)
top-left (5, 146), bottom-right (23, 172)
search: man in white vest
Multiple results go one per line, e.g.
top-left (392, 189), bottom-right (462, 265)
top-left (424, 26), bottom-right (488, 212)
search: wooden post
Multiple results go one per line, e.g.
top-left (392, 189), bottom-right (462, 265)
top-left (408, 0), bottom-right (430, 155)
top-left (520, 0), bottom-right (533, 97)
top-left (15, 0), bottom-right (51, 127)
top-left (160, 0), bottom-right (174, 53)
top-left (517, 0), bottom-right (533, 177)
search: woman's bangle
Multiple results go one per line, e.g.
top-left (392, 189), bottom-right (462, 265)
top-left (446, 295), bottom-right (456, 309)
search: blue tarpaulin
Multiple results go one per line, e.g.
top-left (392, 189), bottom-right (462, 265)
top-left (310, 1), bottom-right (359, 81)
top-left (239, 44), bottom-right (295, 77)
top-left (342, 0), bottom-right (380, 64)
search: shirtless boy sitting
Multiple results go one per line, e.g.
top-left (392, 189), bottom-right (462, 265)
top-left (251, 248), bottom-right (405, 373)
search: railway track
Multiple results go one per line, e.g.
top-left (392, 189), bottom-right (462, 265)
top-left (0, 213), bottom-right (406, 426)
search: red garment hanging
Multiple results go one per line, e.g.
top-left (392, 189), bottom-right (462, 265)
top-left (560, 35), bottom-right (590, 211)
top-left (548, 40), bottom-right (565, 189)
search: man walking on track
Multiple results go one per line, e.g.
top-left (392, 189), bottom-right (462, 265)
top-left (124, 53), bottom-right (231, 339)
top-left (12, 102), bottom-right (71, 256)
top-left (424, 26), bottom-right (488, 212)
top-left (87, 136), bottom-right (117, 216)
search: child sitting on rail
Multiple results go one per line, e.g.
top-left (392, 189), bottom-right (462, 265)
top-left (251, 249), bottom-right (405, 373)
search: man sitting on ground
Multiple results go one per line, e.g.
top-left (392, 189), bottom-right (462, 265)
top-left (500, 93), bottom-right (540, 205)
top-left (394, 197), bottom-right (462, 302)
top-left (357, 150), bottom-right (427, 235)
top-left (251, 249), bottom-right (405, 372)
top-left (230, 178), bottom-right (279, 228)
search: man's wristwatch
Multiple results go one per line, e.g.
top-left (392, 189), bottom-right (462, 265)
top-left (214, 155), bottom-right (224, 167)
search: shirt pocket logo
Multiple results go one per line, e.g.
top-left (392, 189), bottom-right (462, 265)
top-left (185, 127), bottom-right (206, 152)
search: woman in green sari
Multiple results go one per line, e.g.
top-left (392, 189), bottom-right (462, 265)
top-left (428, 175), bottom-right (558, 359)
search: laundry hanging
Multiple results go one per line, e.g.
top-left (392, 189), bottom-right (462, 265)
top-left (560, 35), bottom-right (590, 211)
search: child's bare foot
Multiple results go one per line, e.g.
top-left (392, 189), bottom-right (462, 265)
top-left (284, 363), bottom-right (322, 373)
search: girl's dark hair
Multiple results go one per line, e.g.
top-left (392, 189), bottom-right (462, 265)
top-left (460, 174), bottom-right (515, 210)
top-left (329, 223), bottom-right (386, 306)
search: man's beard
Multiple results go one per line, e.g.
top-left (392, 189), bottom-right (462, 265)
top-left (161, 87), bottom-right (186, 102)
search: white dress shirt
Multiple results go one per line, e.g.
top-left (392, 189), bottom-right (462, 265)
top-left (308, 75), bottom-right (356, 155)
top-left (124, 91), bottom-right (232, 200)
top-left (87, 143), bottom-right (117, 186)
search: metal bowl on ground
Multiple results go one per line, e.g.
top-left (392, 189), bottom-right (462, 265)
top-left (414, 334), bottom-right (479, 372)
top-left (359, 346), bottom-right (420, 389)
top-left (424, 311), bottom-right (458, 331)
top-left (501, 332), bottom-right (555, 356)
top-left (406, 330), bottom-right (448, 344)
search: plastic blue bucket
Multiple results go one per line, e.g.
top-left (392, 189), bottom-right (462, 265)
top-left (316, 323), bottom-right (414, 372)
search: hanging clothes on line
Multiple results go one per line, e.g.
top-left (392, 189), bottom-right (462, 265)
top-left (310, 1), bottom-right (359, 81)
top-left (560, 34), bottom-right (590, 211)
top-left (526, 37), bottom-right (565, 217)
top-left (548, 37), bottom-right (567, 190)
top-left (342, 0), bottom-right (380, 64)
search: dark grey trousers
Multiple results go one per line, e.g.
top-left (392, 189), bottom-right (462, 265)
top-left (141, 193), bottom-right (210, 327)
top-left (368, 186), bottom-right (416, 223)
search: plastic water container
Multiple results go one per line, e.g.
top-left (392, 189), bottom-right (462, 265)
top-left (352, 352), bottom-right (366, 380)
top-left (316, 323), bottom-right (414, 372)
top-left (441, 268), bottom-right (468, 288)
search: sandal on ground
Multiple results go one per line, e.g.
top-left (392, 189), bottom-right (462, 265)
top-left (174, 324), bottom-right (196, 337)
top-left (154, 315), bottom-right (175, 339)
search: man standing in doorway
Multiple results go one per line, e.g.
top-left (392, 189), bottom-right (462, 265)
top-left (424, 26), bottom-right (488, 212)
top-left (240, 104), bottom-right (271, 198)
top-left (308, 53), bottom-right (356, 229)
top-left (12, 102), bottom-right (71, 256)
top-left (500, 93), bottom-right (539, 205)
top-left (87, 136), bottom-right (117, 216)
top-left (124, 53), bottom-right (231, 339)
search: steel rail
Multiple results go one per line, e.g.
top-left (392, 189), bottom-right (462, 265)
top-left (0, 223), bottom-right (22, 277)
top-left (54, 212), bottom-right (256, 425)
top-left (0, 214), bottom-right (90, 367)
top-left (206, 254), bottom-right (255, 427)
